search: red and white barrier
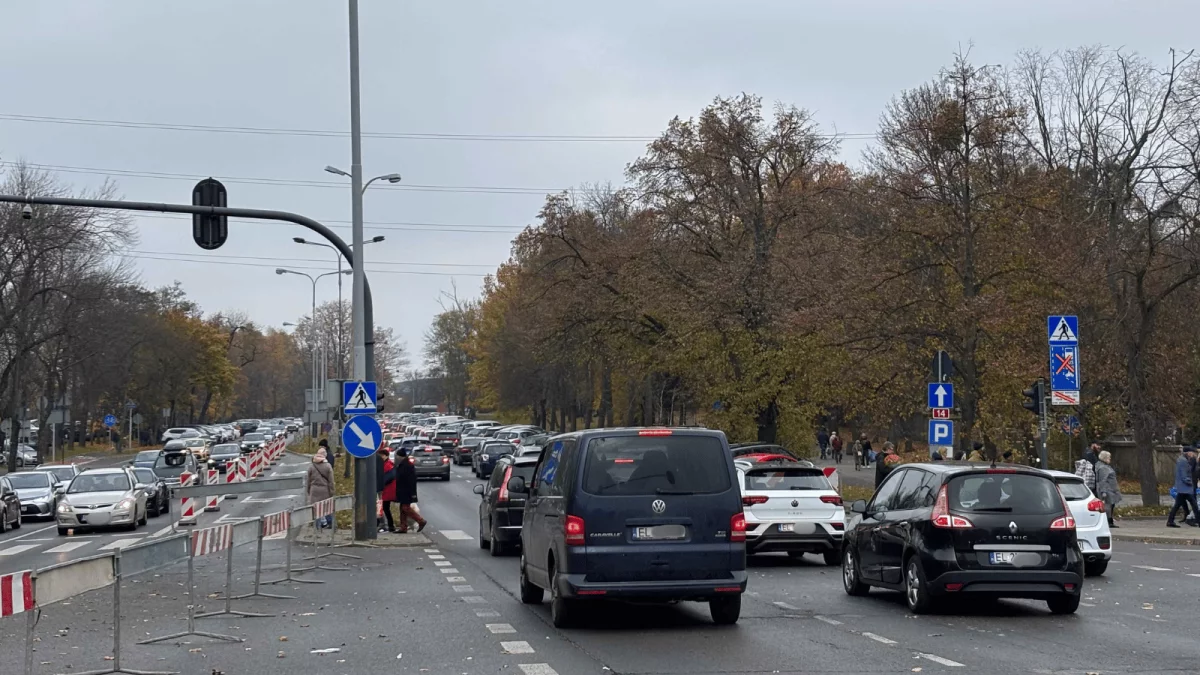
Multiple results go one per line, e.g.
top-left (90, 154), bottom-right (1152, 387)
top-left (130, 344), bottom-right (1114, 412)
top-left (178, 496), bottom-right (198, 526)
top-left (0, 570), bottom-right (33, 617)
top-left (205, 469), bottom-right (220, 511)
top-left (236, 456), bottom-right (248, 483)
top-left (262, 510), bottom-right (290, 538)
top-left (823, 466), bottom-right (840, 491)
top-left (190, 524), bottom-right (233, 557)
top-left (313, 498), bottom-right (335, 521)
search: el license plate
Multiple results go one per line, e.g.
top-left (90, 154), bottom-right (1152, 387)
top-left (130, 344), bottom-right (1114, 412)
top-left (632, 525), bottom-right (687, 541)
top-left (990, 551), bottom-right (1016, 565)
top-left (778, 523), bottom-right (795, 533)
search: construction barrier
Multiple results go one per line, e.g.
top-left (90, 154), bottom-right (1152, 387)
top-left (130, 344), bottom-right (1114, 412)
top-left (140, 525), bottom-right (243, 645)
top-left (263, 504), bottom-right (321, 586)
top-left (303, 495), bottom-right (360, 570)
top-left (194, 519), bottom-right (273, 620)
top-left (204, 469), bottom-right (220, 511)
top-left (0, 569), bottom-right (33, 618)
top-left (233, 511), bottom-right (296, 601)
top-left (236, 455), bottom-right (248, 483)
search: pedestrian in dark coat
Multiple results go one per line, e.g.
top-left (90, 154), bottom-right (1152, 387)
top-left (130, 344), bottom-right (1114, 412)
top-left (875, 442), bottom-right (899, 488)
top-left (1167, 447), bottom-right (1198, 528)
top-left (319, 438), bottom-right (334, 473)
top-left (392, 449), bottom-right (426, 533)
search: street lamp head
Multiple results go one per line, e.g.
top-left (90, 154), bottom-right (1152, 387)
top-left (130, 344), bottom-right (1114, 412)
top-left (383, 173), bottom-right (402, 184)
top-left (370, 235), bottom-right (386, 243)
top-left (324, 165), bottom-right (350, 177)
top-left (275, 268), bottom-right (287, 275)
top-left (341, 269), bottom-right (353, 275)
top-left (293, 237), bottom-right (306, 244)
top-left (283, 321), bottom-right (296, 327)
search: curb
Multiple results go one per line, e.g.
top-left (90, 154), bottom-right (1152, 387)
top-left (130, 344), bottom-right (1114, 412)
top-left (296, 531), bottom-right (433, 548)
top-left (1111, 532), bottom-right (1200, 546)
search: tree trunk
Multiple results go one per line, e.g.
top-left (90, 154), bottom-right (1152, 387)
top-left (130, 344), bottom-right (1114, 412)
top-left (623, 379), bottom-right (638, 426)
top-left (598, 365), bottom-right (613, 428)
top-left (756, 399), bottom-right (779, 443)
top-left (1127, 333), bottom-right (1160, 505)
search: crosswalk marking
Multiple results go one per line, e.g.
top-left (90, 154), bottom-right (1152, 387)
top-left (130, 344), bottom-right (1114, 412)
top-left (99, 537), bottom-right (144, 551)
top-left (44, 541), bottom-right (91, 554)
top-left (440, 530), bottom-right (473, 540)
top-left (0, 545), bottom-right (39, 557)
top-left (1131, 565), bottom-right (1173, 572)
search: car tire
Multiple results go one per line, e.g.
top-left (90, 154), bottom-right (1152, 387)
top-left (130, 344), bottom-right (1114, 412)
top-left (0, 512), bottom-right (7, 534)
top-left (519, 555), bottom-right (544, 605)
top-left (904, 557), bottom-right (934, 615)
top-left (138, 508), bottom-right (147, 527)
top-left (822, 550), bottom-right (840, 566)
top-left (58, 527), bottom-right (69, 536)
top-left (1085, 559), bottom-right (1108, 576)
top-left (10, 514), bottom-right (20, 529)
top-left (709, 595), bottom-right (742, 625)
top-left (479, 521), bottom-right (490, 549)
top-left (489, 526), bottom-right (504, 557)
top-left (842, 546), bottom-right (870, 597)
top-left (549, 570), bottom-right (577, 628)
top-left (443, 472), bottom-right (451, 482)
top-left (1047, 593), bottom-right (1081, 615)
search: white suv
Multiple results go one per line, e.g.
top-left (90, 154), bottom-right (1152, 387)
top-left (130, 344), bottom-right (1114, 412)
top-left (735, 460), bottom-right (845, 565)
top-left (1047, 470), bottom-right (1112, 576)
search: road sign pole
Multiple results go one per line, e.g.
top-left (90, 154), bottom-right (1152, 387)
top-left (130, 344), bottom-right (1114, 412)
top-left (1038, 378), bottom-right (1049, 468)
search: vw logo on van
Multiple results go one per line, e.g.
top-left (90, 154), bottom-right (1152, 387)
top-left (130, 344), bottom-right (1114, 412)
top-left (651, 499), bottom-right (667, 514)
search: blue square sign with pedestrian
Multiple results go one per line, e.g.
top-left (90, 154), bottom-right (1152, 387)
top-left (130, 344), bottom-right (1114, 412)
top-left (343, 381), bottom-right (377, 414)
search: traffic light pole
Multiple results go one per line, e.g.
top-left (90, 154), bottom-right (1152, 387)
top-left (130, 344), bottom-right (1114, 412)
top-left (1037, 378), bottom-right (1049, 469)
top-left (0, 194), bottom-right (379, 541)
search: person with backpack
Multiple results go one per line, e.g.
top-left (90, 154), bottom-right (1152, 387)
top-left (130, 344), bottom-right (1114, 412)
top-left (829, 431), bottom-right (843, 464)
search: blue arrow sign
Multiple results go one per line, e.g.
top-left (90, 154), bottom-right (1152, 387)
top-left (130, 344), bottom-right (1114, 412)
top-left (1048, 315), bottom-right (1078, 344)
top-left (928, 419), bottom-right (954, 447)
top-left (343, 381), bottom-right (378, 414)
top-left (103, 414), bottom-right (117, 427)
top-left (927, 382), bottom-right (954, 409)
top-left (342, 414), bottom-right (382, 459)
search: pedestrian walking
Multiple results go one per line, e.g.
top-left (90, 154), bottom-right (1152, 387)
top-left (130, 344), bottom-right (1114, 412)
top-left (1094, 450), bottom-right (1120, 528)
top-left (1074, 454), bottom-right (1097, 494)
top-left (306, 448), bottom-right (336, 528)
top-left (1166, 447), bottom-right (1199, 529)
top-left (852, 437), bottom-right (864, 471)
top-left (376, 446), bottom-right (398, 533)
top-left (393, 447), bottom-right (427, 533)
top-left (1084, 443), bottom-right (1099, 467)
top-left (875, 442), bottom-right (900, 488)
top-left (860, 434), bottom-right (873, 467)
top-left (816, 428), bottom-right (830, 460)
top-left (931, 450), bottom-right (944, 461)
top-left (319, 438), bottom-right (334, 473)
top-left (830, 431), bottom-right (843, 464)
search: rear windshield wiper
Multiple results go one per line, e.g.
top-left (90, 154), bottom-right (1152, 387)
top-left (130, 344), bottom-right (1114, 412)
top-left (788, 486), bottom-right (818, 490)
top-left (971, 507), bottom-right (1013, 512)
top-left (655, 488), bottom-right (696, 495)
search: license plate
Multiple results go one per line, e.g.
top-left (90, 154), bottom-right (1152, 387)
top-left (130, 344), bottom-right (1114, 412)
top-left (632, 524), bottom-right (687, 541)
top-left (778, 523), bottom-right (794, 533)
top-left (990, 551), bottom-right (1016, 565)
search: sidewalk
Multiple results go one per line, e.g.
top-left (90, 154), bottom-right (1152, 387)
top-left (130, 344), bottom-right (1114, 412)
top-left (1111, 518), bottom-right (1200, 545)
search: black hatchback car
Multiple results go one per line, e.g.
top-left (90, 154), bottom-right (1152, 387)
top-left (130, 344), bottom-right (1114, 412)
top-left (511, 427), bottom-right (747, 628)
top-left (474, 454), bottom-right (539, 556)
top-left (842, 463), bottom-right (1083, 615)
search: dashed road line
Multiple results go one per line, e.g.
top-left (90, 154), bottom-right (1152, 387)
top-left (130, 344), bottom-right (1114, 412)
top-left (423, 548), bottom-right (439, 553)
top-left (918, 653), bottom-right (964, 667)
top-left (487, 623), bottom-right (516, 633)
top-left (447, 576), bottom-right (467, 582)
top-left (518, 664), bottom-right (557, 675)
top-left (1131, 565), bottom-right (1173, 572)
top-left (434, 561), bottom-right (451, 566)
top-left (862, 632), bottom-right (898, 645)
top-left (462, 596), bottom-right (487, 604)
top-left (773, 601), bottom-right (799, 611)
top-left (502, 640), bottom-right (535, 654)
top-left (475, 609), bottom-right (500, 618)
top-left (440, 567), bottom-right (459, 573)
top-left (99, 537), bottom-right (144, 550)
top-left (814, 615), bottom-right (843, 626)
top-left (44, 541), bottom-right (91, 554)
top-left (440, 529), bottom-right (473, 540)
top-left (428, 554), bottom-right (445, 559)
top-left (0, 544), bottom-right (39, 557)
top-left (453, 585), bottom-right (475, 592)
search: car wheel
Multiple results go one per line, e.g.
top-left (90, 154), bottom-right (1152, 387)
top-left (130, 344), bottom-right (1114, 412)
top-left (0, 511), bottom-right (7, 533)
top-left (822, 550), bottom-right (840, 566)
top-left (1085, 559), bottom-right (1108, 576)
top-left (709, 595), bottom-right (742, 625)
top-left (1047, 593), bottom-right (1081, 615)
top-left (519, 555), bottom-right (544, 605)
top-left (549, 569), bottom-right (577, 628)
top-left (58, 527), bottom-right (69, 536)
top-left (842, 547), bottom-right (869, 597)
top-left (489, 525), bottom-right (504, 557)
top-left (10, 514), bottom-right (20, 529)
top-left (443, 472), bottom-right (451, 482)
top-left (138, 507), bottom-right (147, 527)
top-left (479, 520), bottom-right (490, 549)
top-left (904, 557), bottom-right (934, 614)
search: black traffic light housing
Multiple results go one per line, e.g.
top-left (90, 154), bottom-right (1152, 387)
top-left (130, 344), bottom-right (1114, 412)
top-left (192, 177), bottom-right (228, 250)
top-left (1022, 379), bottom-right (1045, 416)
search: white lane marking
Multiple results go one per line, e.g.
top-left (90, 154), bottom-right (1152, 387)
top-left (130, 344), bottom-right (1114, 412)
top-left (0, 524), bottom-right (56, 543)
top-left (17, 538), bottom-right (51, 542)
top-left (440, 567), bottom-right (459, 574)
top-left (434, 561), bottom-right (451, 567)
top-left (462, 596), bottom-right (487, 604)
top-left (475, 610), bottom-right (500, 618)
top-left (1080, 602), bottom-right (1097, 607)
top-left (814, 615), bottom-right (843, 626)
top-left (502, 641), bottom-right (535, 654)
top-left (446, 576), bottom-right (467, 582)
top-left (1131, 565), bottom-right (1173, 572)
top-left (100, 537), bottom-right (144, 551)
top-left (487, 623), bottom-right (516, 634)
top-left (518, 664), bottom-right (556, 674)
top-left (862, 632), bottom-right (898, 645)
top-left (423, 548), bottom-right (439, 553)
top-left (773, 601), bottom-right (799, 611)
top-left (453, 585), bottom-right (475, 592)
top-left (1186, 574), bottom-right (1200, 578)
top-left (918, 653), bottom-right (965, 667)
top-left (149, 526), bottom-right (174, 538)
top-left (427, 554), bottom-right (445, 559)
top-left (440, 529), bottom-right (472, 540)
top-left (0, 544), bottom-right (39, 556)
top-left (44, 541), bottom-right (91, 553)
top-left (1152, 548), bottom-right (1200, 552)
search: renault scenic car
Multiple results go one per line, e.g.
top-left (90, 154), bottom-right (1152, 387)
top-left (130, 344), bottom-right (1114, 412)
top-left (512, 427), bottom-right (747, 628)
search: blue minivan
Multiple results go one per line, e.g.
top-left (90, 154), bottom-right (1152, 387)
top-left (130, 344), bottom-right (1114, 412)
top-left (510, 427), bottom-right (748, 627)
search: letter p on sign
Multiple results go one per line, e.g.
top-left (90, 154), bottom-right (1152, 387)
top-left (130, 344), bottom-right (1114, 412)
top-left (928, 420), bottom-right (954, 446)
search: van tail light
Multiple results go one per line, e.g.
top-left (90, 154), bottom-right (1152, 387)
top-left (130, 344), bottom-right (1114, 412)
top-left (498, 466), bottom-right (513, 503)
top-left (638, 428), bottom-right (673, 436)
top-left (742, 495), bottom-right (769, 506)
top-left (931, 484), bottom-right (973, 528)
top-left (1087, 498), bottom-right (1105, 513)
top-left (820, 495), bottom-right (843, 506)
top-left (565, 515), bottom-right (586, 546)
top-left (730, 512), bottom-right (747, 542)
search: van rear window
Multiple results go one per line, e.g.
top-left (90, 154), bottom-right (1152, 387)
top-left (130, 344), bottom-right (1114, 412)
top-left (744, 468), bottom-right (830, 491)
top-left (582, 436), bottom-right (731, 496)
top-left (948, 474), bottom-right (1062, 515)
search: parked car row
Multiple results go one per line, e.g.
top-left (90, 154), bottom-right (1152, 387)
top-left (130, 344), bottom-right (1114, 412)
top-left (0, 463), bottom-right (173, 535)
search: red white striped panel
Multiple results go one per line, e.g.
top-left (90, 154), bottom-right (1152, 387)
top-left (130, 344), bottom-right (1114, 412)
top-left (313, 498), bottom-right (335, 519)
top-left (226, 465), bottom-right (238, 485)
top-left (262, 510), bottom-right (291, 537)
top-left (190, 524), bottom-right (233, 557)
top-left (0, 570), bottom-right (33, 617)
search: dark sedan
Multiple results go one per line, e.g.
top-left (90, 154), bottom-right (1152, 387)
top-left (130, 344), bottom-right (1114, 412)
top-left (409, 444), bottom-right (451, 481)
top-left (472, 440), bottom-right (516, 479)
top-left (454, 437), bottom-right (486, 465)
top-left (131, 467), bottom-right (171, 517)
top-left (208, 444), bottom-right (242, 472)
top-left (473, 454), bottom-right (537, 556)
top-left (0, 476), bottom-right (20, 532)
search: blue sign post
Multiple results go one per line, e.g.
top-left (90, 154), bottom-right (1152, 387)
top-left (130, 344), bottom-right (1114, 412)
top-left (928, 419), bottom-right (954, 447)
top-left (103, 414), bottom-right (117, 428)
top-left (1047, 315), bottom-right (1080, 407)
top-left (343, 381), bottom-right (378, 415)
top-left (342, 415), bottom-right (382, 458)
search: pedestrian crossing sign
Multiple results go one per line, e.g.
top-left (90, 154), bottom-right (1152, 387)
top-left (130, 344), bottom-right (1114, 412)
top-left (1047, 315), bottom-right (1078, 344)
top-left (343, 381), bottom-right (377, 414)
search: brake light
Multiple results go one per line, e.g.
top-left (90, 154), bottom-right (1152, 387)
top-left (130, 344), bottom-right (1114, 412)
top-left (614, 458), bottom-right (635, 464)
top-left (498, 466), bottom-right (513, 502)
top-left (945, 583), bottom-right (963, 592)
top-left (565, 515), bottom-right (585, 546)
top-left (638, 428), bottom-right (673, 436)
top-left (820, 495), bottom-right (843, 506)
top-left (742, 495), bottom-right (769, 506)
top-left (931, 484), bottom-right (973, 528)
top-left (441, 456), bottom-right (450, 465)
top-left (1051, 492), bottom-right (1076, 529)
top-left (986, 468), bottom-right (1018, 474)
top-left (1087, 498), bottom-right (1105, 513)
top-left (730, 512), bottom-right (747, 542)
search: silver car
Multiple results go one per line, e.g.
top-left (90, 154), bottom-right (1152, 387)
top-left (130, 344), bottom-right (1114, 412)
top-left (8, 470), bottom-right (59, 519)
top-left (56, 468), bottom-right (148, 535)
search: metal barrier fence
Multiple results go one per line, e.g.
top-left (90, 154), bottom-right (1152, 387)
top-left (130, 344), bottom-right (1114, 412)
top-left (1, 490), bottom-right (359, 675)
top-left (302, 495), bottom-right (361, 570)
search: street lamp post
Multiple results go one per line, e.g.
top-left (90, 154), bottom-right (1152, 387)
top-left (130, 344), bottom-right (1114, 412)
top-left (277, 268), bottom-right (351, 427)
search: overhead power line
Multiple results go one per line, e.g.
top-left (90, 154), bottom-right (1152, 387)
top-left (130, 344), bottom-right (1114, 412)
top-left (0, 112), bottom-right (879, 142)
top-left (132, 212), bottom-right (526, 234)
top-left (125, 253), bottom-right (490, 278)
top-left (130, 249), bottom-right (497, 269)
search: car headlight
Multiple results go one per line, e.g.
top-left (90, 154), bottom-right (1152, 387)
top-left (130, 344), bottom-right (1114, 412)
top-left (57, 502), bottom-right (73, 513)
top-left (481, 453), bottom-right (490, 461)
top-left (117, 498), bottom-right (135, 511)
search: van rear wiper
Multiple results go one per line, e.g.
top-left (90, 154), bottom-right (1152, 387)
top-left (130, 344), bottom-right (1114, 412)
top-left (655, 488), bottom-right (695, 495)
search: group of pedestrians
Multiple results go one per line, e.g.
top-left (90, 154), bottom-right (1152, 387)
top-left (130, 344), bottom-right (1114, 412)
top-left (1074, 443), bottom-right (1120, 528)
top-left (302, 437), bottom-right (428, 533)
top-left (1167, 446), bottom-right (1200, 529)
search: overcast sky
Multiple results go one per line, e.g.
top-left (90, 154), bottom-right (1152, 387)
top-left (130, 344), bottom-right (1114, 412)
top-left (0, 0), bottom-right (1196, 367)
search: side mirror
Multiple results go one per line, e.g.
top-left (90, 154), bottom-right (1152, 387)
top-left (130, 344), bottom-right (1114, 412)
top-left (507, 476), bottom-right (528, 494)
top-left (472, 484), bottom-right (485, 496)
top-left (850, 500), bottom-right (868, 514)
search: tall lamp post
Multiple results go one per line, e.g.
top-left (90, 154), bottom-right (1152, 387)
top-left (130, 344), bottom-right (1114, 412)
top-left (277, 268), bottom-right (351, 428)
top-left (293, 231), bottom-right (385, 379)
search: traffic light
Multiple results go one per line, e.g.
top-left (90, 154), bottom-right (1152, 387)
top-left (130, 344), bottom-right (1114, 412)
top-left (1022, 379), bottom-right (1044, 416)
top-left (192, 177), bottom-right (228, 250)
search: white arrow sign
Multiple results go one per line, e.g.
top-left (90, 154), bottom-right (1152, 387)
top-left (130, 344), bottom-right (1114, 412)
top-left (348, 419), bottom-right (376, 451)
top-left (933, 385), bottom-right (948, 407)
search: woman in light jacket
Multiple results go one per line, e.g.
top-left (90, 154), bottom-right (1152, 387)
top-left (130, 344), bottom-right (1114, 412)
top-left (307, 448), bottom-right (336, 528)
top-left (1094, 450), bottom-right (1121, 528)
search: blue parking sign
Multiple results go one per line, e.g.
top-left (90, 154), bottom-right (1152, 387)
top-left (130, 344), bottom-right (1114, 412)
top-left (928, 419), bottom-right (954, 447)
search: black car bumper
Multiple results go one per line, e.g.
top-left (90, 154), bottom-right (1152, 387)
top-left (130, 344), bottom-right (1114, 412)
top-left (558, 570), bottom-right (748, 601)
top-left (491, 509), bottom-right (524, 543)
top-left (929, 569), bottom-right (1083, 599)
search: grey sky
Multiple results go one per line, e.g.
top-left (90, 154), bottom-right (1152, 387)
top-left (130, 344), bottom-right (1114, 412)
top-left (0, 0), bottom-right (1195, 363)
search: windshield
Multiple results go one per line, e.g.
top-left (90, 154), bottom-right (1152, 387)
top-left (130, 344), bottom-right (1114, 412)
top-left (244, 434), bottom-right (265, 442)
top-left (133, 469), bottom-right (157, 484)
top-left (135, 451), bottom-right (159, 463)
top-left (949, 473), bottom-right (1063, 515)
top-left (435, 431), bottom-right (457, 438)
top-left (69, 473), bottom-right (131, 493)
top-left (7, 473), bottom-right (51, 489)
top-left (483, 443), bottom-right (515, 456)
top-left (153, 453), bottom-right (190, 475)
top-left (1055, 479), bottom-right (1093, 501)
top-left (212, 444), bottom-right (240, 456)
top-left (744, 468), bottom-right (830, 491)
top-left (44, 467), bottom-right (75, 483)
top-left (582, 435), bottom-right (731, 496)
top-left (185, 439), bottom-right (204, 447)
